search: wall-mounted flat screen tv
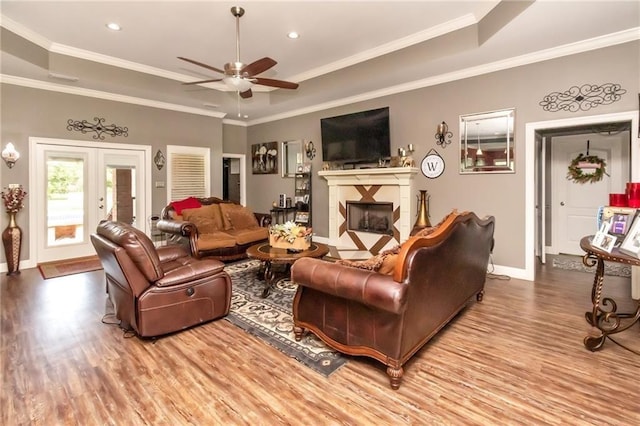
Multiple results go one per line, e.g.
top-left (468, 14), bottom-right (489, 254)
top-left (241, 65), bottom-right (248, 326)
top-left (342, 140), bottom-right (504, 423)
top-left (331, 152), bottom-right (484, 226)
top-left (320, 107), bottom-right (390, 164)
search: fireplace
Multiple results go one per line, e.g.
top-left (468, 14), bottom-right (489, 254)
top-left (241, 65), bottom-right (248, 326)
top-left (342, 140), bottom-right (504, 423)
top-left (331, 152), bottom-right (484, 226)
top-left (346, 201), bottom-right (393, 235)
top-left (319, 167), bottom-right (418, 254)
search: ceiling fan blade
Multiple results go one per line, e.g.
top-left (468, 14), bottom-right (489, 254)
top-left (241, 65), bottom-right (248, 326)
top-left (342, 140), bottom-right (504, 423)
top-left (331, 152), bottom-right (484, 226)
top-left (183, 78), bottom-right (223, 85)
top-left (241, 57), bottom-right (277, 77)
top-left (253, 77), bottom-right (299, 90)
top-left (177, 57), bottom-right (225, 75)
top-left (239, 89), bottom-right (253, 99)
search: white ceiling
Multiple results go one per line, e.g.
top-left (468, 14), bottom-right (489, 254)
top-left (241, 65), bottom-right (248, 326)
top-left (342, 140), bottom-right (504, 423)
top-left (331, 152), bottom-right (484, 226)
top-left (1, 1), bottom-right (639, 124)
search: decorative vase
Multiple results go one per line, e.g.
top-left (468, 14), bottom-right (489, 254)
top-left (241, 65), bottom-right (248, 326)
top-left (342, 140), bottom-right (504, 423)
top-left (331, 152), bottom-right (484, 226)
top-left (2, 211), bottom-right (22, 275)
top-left (411, 190), bottom-right (432, 235)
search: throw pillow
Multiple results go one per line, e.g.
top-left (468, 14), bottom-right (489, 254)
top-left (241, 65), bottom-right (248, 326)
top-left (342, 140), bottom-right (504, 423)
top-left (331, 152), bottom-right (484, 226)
top-left (182, 205), bottom-right (224, 234)
top-left (170, 197), bottom-right (202, 215)
top-left (219, 203), bottom-right (259, 230)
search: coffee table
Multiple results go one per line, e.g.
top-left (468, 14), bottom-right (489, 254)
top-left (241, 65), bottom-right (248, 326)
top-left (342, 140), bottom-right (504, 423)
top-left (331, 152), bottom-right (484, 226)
top-left (246, 241), bottom-right (329, 298)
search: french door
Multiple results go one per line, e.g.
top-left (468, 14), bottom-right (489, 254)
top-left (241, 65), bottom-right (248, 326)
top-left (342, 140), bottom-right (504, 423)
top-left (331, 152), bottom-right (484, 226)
top-left (32, 138), bottom-right (150, 263)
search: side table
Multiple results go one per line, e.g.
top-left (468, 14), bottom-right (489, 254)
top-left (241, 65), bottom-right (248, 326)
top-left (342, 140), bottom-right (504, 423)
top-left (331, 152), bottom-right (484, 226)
top-left (580, 236), bottom-right (640, 351)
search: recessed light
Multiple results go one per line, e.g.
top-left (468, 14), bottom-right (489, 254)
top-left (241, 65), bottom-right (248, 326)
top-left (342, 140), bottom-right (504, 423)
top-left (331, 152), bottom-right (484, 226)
top-left (287, 31), bottom-right (299, 39)
top-left (106, 22), bottom-right (122, 31)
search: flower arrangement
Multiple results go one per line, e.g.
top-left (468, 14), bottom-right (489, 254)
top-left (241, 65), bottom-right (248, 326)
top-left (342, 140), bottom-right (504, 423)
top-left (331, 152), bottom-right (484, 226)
top-left (269, 221), bottom-right (312, 244)
top-left (1, 185), bottom-right (27, 213)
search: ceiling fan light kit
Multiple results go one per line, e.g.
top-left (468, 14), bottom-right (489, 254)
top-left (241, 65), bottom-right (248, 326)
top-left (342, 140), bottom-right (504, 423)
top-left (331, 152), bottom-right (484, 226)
top-left (178, 6), bottom-right (299, 99)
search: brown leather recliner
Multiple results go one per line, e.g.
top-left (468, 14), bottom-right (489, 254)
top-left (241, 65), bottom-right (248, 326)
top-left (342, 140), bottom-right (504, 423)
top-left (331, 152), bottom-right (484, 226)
top-left (91, 221), bottom-right (232, 337)
top-left (291, 211), bottom-right (495, 390)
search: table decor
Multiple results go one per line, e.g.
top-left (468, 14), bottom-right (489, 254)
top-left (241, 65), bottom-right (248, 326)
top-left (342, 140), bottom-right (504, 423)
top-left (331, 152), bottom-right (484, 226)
top-left (269, 221), bottom-right (312, 251)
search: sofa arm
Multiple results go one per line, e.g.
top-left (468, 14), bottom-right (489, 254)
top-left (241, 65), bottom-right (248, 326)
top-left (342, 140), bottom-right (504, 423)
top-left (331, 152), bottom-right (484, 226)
top-left (157, 219), bottom-right (196, 238)
top-left (155, 258), bottom-right (226, 287)
top-left (254, 212), bottom-right (272, 228)
top-left (291, 257), bottom-right (408, 315)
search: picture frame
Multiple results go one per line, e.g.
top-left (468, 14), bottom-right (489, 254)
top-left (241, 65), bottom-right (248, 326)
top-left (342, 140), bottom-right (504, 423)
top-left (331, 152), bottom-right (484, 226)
top-left (592, 221), bottom-right (616, 253)
top-left (619, 212), bottom-right (640, 258)
top-left (609, 212), bottom-right (634, 238)
top-left (252, 141), bottom-right (278, 174)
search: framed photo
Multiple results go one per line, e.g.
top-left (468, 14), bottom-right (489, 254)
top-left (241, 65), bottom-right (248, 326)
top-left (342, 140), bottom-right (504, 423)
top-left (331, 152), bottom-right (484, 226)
top-left (252, 141), bottom-right (278, 174)
top-left (295, 211), bottom-right (309, 223)
top-left (592, 226), bottom-right (617, 253)
top-left (619, 212), bottom-right (640, 258)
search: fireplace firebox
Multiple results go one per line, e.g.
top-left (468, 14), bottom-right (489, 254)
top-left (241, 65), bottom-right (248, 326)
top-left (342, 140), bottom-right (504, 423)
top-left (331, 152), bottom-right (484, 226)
top-left (346, 201), bottom-right (393, 235)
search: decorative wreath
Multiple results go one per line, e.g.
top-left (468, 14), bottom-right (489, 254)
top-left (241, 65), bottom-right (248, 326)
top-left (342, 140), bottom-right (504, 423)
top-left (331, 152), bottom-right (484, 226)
top-left (567, 153), bottom-right (608, 184)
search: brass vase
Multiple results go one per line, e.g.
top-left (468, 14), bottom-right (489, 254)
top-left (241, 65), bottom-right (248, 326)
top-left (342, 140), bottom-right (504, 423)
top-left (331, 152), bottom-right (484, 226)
top-left (2, 211), bottom-right (22, 275)
top-left (411, 190), bottom-right (431, 235)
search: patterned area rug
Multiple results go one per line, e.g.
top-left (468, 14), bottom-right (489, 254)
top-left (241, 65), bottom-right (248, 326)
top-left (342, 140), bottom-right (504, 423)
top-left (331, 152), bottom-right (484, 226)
top-left (547, 253), bottom-right (631, 277)
top-left (224, 260), bottom-right (347, 377)
top-left (38, 255), bottom-right (103, 279)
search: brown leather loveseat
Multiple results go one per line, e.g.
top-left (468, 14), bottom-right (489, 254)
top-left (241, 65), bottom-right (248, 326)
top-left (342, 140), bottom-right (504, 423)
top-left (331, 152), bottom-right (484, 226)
top-left (157, 196), bottom-right (271, 261)
top-left (291, 211), bottom-right (495, 389)
top-left (91, 220), bottom-right (232, 337)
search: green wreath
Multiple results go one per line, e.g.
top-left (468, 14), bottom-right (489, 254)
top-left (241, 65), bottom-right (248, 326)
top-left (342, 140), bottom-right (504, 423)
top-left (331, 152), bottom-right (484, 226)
top-left (567, 153), bottom-right (608, 184)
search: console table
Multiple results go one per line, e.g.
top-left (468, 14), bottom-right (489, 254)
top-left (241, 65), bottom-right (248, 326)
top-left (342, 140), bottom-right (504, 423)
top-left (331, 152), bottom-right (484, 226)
top-left (580, 236), bottom-right (640, 351)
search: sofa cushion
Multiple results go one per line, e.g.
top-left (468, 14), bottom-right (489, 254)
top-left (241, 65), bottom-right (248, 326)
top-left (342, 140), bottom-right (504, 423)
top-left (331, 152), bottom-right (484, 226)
top-left (182, 204), bottom-right (225, 233)
top-left (170, 197), bottom-right (202, 215)
top-left (225, 227), bottom-right (269, 245)
top-left (219, 203), bottom-right (259, 230)
top-left (195, 231), bottom-right (237, 251)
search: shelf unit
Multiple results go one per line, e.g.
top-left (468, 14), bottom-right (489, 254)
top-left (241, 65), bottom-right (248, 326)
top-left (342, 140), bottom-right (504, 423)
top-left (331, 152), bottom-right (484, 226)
top-left (294, 169), bottom-right (311, 226)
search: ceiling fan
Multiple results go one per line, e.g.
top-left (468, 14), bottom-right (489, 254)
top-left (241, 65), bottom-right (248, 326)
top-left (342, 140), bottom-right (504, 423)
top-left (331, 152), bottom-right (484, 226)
top-left (178, 6), bottom-right (299, 99)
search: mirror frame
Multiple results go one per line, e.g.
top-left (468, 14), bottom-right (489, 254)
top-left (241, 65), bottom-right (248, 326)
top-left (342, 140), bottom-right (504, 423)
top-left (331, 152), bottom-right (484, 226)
top-left (281, 139), bottom-right (303, 178)
top-left (459, 108), bottom-right (515, 174)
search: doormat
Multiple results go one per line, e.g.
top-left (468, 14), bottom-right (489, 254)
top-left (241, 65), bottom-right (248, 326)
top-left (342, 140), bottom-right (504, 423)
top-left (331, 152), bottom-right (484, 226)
top-left (38, 255), bottom-right (103, 279)
top-left (224, 260), bottom-right (347, 377)
top-left (547, 253), bottom-right (631, 277)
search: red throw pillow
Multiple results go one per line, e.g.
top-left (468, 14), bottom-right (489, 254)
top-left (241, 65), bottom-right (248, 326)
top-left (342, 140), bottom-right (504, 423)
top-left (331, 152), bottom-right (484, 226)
top-left (170, 197), bottom-right (202, 215)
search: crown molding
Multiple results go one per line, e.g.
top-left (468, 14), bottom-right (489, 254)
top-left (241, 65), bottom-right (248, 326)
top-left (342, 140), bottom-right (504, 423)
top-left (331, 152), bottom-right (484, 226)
top-left (0, 15), bottom-right (51, 50)
top-left (289, 13), bottom-right (478, 84)
top-left (247, 27), bottom-right (640, 126)
top-left (0, 74), bottom-right (226, 118)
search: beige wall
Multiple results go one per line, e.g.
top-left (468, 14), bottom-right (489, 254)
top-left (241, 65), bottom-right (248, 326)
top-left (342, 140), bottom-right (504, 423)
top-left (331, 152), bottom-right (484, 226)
top-left (0, 84), bottom-right (223, 262)
top-left (245, 41), bottom-right (640, 270)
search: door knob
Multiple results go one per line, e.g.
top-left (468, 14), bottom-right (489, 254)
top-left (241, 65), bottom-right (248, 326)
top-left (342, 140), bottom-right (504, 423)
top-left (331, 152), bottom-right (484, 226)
top-left (560, 201), bottom-right (565, 206)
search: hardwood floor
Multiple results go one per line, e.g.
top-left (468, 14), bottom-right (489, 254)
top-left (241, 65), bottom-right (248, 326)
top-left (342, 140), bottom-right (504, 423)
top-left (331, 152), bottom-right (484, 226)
top-left (2, 262), bottom-right (639, 425)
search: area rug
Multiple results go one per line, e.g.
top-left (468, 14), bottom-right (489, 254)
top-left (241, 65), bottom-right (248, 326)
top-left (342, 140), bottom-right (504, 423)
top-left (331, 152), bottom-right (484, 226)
top-left (224, 260), bottom-right (347, 377)
top-left (547, 253), bottom-right (631, 277)
top-left (38, 255), bottom-right (102, 279)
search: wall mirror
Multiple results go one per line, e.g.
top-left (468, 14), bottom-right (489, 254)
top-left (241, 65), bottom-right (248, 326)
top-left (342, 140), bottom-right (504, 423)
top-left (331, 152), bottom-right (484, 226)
top-left (281, 139), bottom-right (303, 177)
top-left (460, 108), bottom-right (515, 174)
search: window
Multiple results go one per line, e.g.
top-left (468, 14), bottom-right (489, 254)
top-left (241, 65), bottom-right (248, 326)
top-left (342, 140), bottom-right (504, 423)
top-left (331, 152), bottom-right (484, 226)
top-left (166, 145), bottom-right (210, 201)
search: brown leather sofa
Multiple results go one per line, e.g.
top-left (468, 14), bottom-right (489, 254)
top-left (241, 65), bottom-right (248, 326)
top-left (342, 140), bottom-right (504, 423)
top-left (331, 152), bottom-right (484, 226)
top-left (91, 220), bottom-right (232, 337)
top-left (157, 197), bottom-right (271, 262)
top-left (291, 211), bottom-right (495, 390)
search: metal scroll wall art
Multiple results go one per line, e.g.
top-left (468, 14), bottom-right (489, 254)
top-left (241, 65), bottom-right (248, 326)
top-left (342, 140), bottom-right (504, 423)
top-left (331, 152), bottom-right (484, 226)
top-left (67, 117), bottom-right (129, 140)
top-left (539, 83), bottom-right (626, 113)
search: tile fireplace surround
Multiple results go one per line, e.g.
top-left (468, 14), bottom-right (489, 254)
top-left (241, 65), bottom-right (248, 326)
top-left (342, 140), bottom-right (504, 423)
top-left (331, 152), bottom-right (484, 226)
top-left (319, 167), bottom-right (418, 254)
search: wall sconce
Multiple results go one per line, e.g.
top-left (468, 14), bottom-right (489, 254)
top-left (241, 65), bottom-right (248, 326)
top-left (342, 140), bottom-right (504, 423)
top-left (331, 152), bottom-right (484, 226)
top-left (435, 121), bottom-right (453, 148)
top-left (2, 142), bottom-right (20, 168)
top-left (154, 149), bottom-right (165, 170)
top-left (305, 141), bottom-right (316, 160)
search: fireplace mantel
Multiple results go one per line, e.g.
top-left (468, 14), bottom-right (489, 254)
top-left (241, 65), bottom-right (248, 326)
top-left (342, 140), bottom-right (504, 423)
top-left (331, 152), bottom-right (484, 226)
top-left (319, 167), bottom-right (418, 253)
top-left (318, 167), bottom-right (418, 186)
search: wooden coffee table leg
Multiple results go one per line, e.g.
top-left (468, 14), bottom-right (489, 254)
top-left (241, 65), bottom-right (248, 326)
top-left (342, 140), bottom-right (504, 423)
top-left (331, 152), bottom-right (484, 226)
top-left (261, 261), bottom-right (274, 298)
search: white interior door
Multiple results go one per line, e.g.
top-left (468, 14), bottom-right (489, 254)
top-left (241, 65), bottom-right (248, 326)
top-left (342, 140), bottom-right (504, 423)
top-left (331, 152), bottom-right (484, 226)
top-left (34, 142), bottom-right (147, 263)
top-left (551, 137), bottom-right (623, 255)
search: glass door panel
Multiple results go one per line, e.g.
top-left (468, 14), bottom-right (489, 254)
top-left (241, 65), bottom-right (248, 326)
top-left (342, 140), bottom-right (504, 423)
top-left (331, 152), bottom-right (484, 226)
top-left (46, 155), bottom-right (86, 247)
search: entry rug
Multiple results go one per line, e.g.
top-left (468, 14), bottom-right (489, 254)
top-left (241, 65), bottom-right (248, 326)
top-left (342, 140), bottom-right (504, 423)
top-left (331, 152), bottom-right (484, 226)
top-left (547, 253), bottom-right (631, 277)
top-left (38, 255), bottom-right (103, 279)
top-left (225, 260), bottom-right (347, 377)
